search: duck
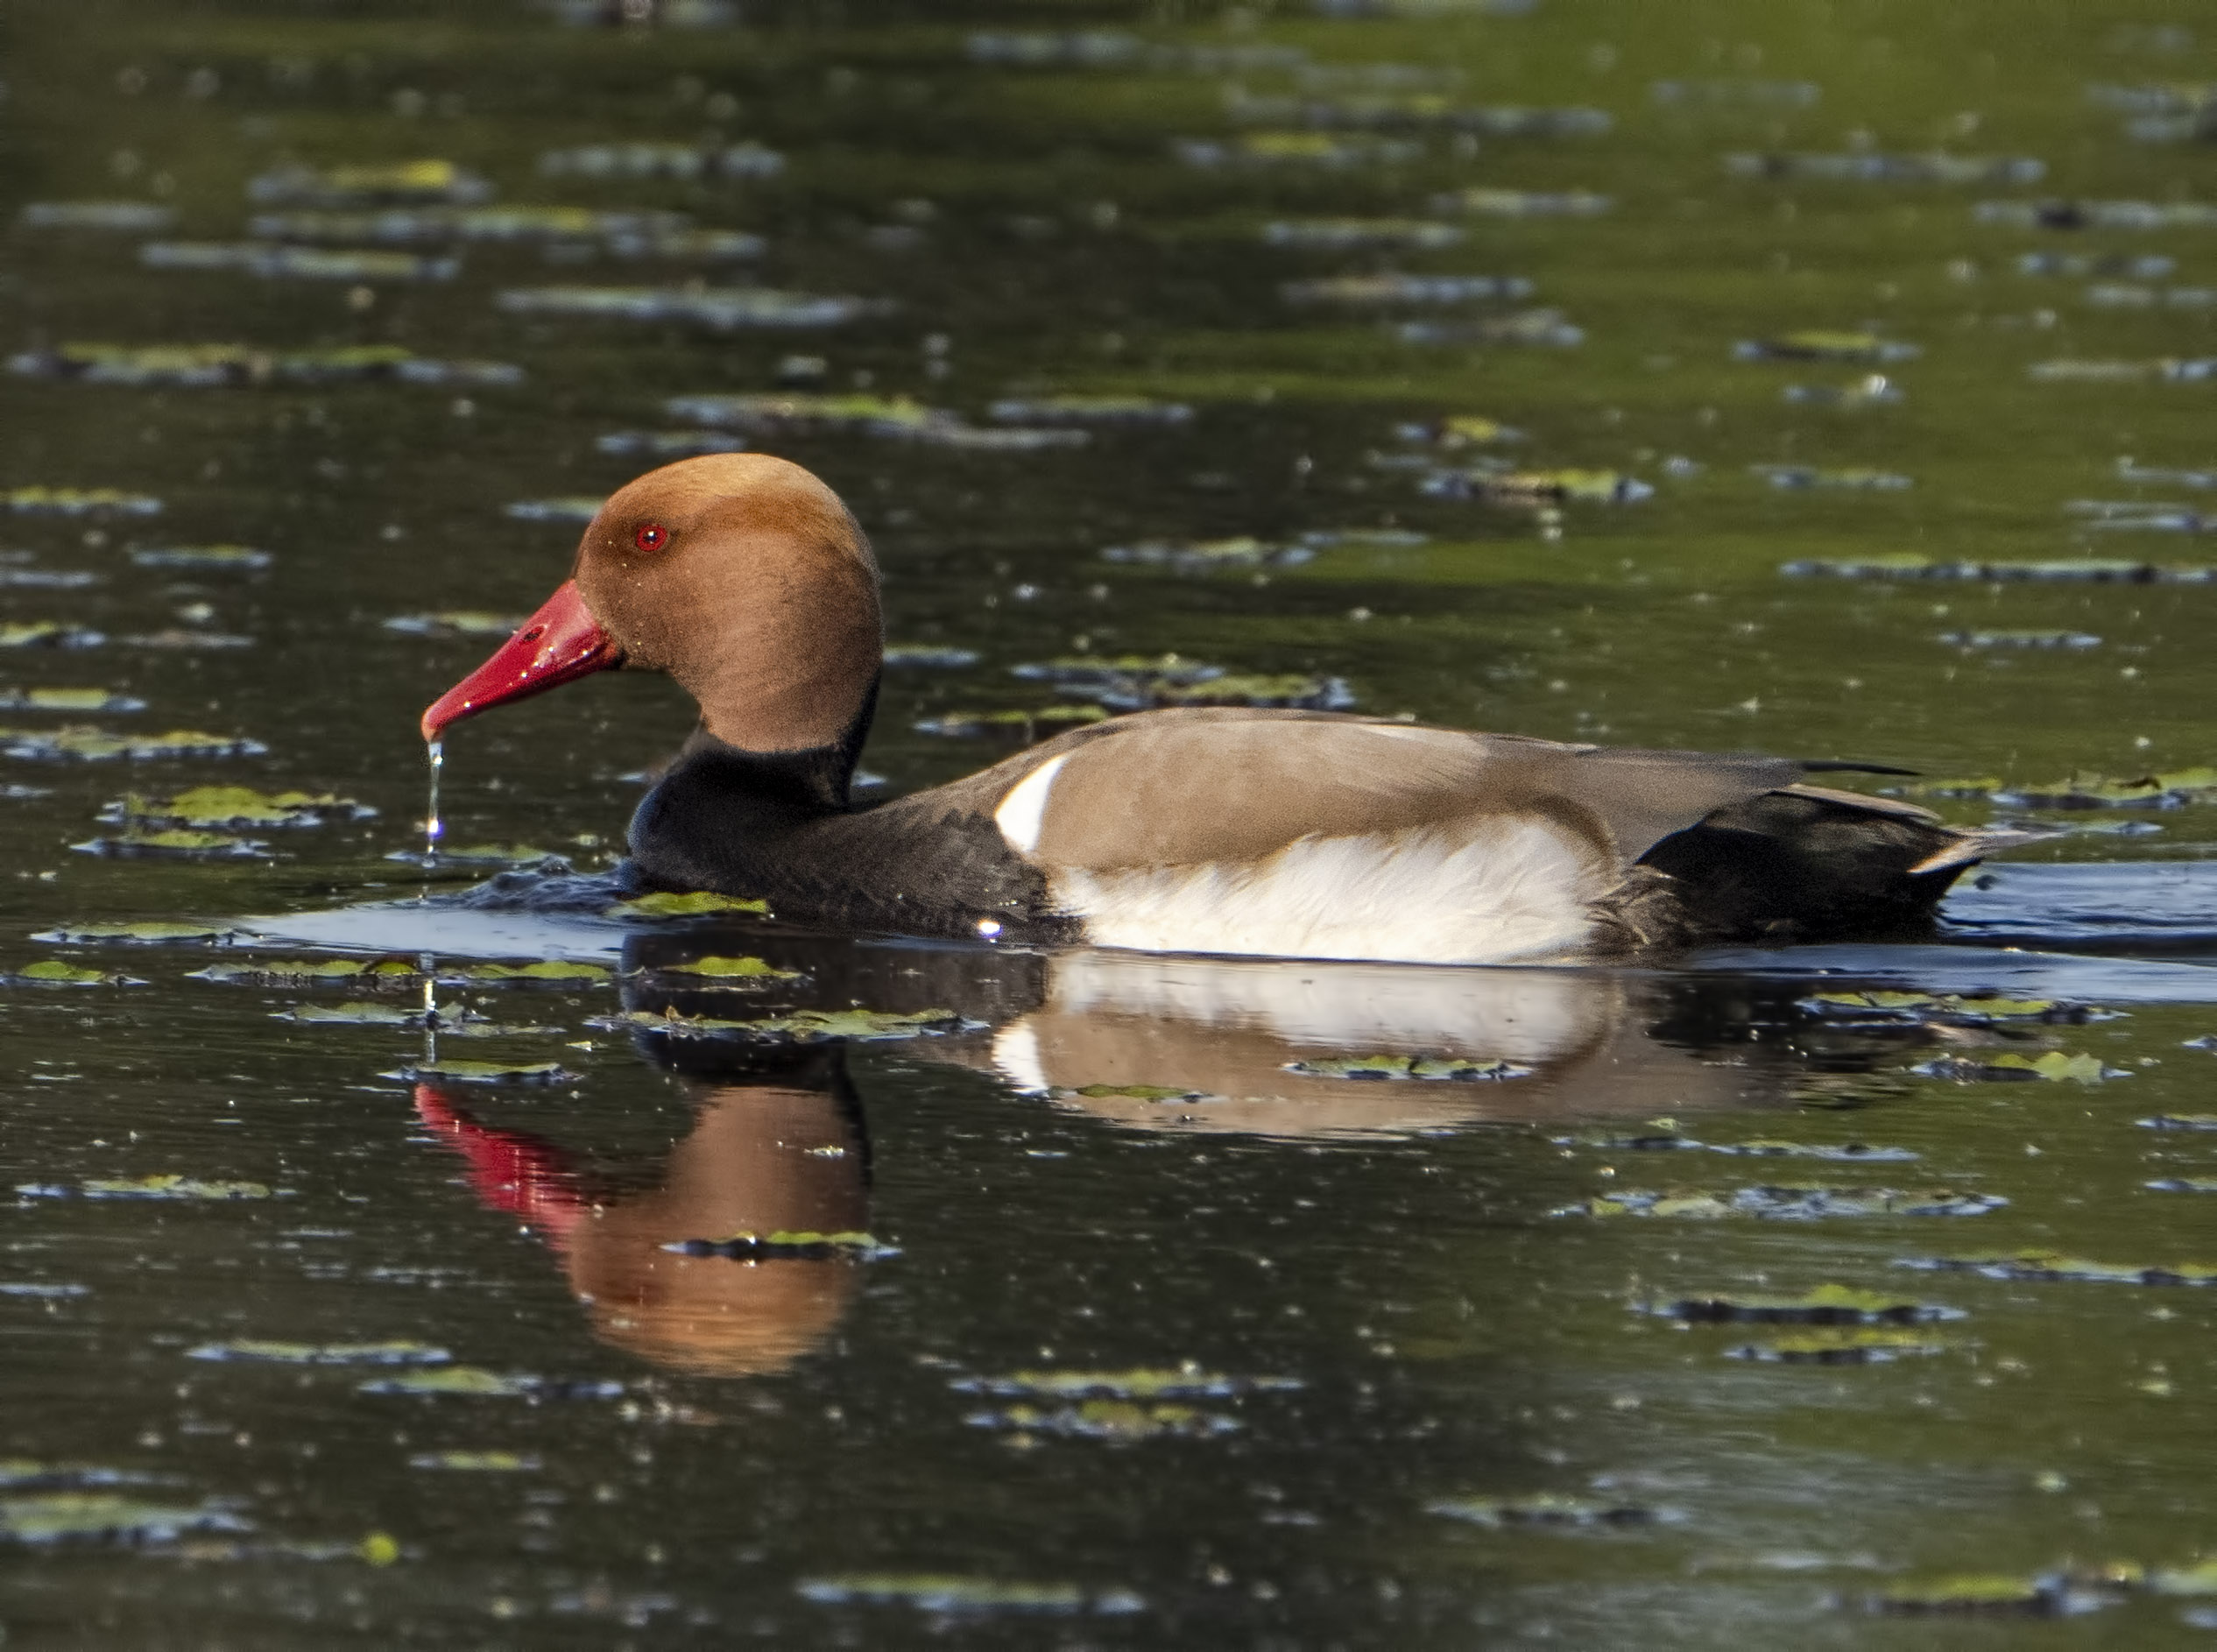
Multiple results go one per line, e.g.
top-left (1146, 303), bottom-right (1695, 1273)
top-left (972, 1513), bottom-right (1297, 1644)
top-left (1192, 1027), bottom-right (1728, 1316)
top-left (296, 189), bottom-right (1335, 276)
top-left (422, 452), bottom-right (2023, 966)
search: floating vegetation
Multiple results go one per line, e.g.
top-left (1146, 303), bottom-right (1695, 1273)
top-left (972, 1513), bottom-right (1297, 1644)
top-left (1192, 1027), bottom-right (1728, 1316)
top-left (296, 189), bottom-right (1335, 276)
top-left (119, 628), bottom-right (253, 652)
top-left (274, 1001), bottom-right (427, 1027)
top-left (953, 1367), bottom-right (1300, 1401)
top-left (1177, 132), bottom-right (1422, 168)
top-left (914, 705), bottom-right (1108, 738)
top-left (593, 429), bottom-right (748, 458)
top-left (1563, 1186), bottom-right (2004, 1220)
top-left (1975, 198), bottom-right (2217, 229)
top-left (1797, 990), bottom-right (2112, 1027)
top-left (2139, 1112), bottom-right (2217, 1131)
top-left (71, 830), bottom-right (270, 861)
top-left (382, 611), bottom-right (526, 642)
top-left (1013, 653), bottom-right (1223, 689)
top-left (36, 921), bottom-right (249, 945)
top-left (10, 344), bottom-right (521, 389)
top-left (0, 1493), bottom-right (247, 1547)
top-left (1736, 331), bottom-right (1920, 364)
top-left (1429, 1493), bottom-right (1669, 1529)
top-left (609, 1006), bottom-right (971, 1044)
top-left (964, 1398), bottom-right (1239, 1442)
top-left (640, 954), bottom-right (803, 983)
top-left (126, 545), bottom-right (272, 571)
top-left (408, 1451), bottom-right (540, 1472)
top-left (0, 622), bottom-right (103, 649)
top-left (1910, 1052), bottom-right (2124, 1083)
top-left (191, 958), bottom-right (412, 991)
top-left (1, 961), bottom-right (145, 987)
top-left (882, 644), bottom-right (980, 669)
top-left (1100, 536), bottom-right (1315, 571)
top-left (1281, 273), bottom-right (1534, 305)
top-left (251, 206), bottom-right (692, 244)
top-left (1394, 309), bottom-right (1585, 347)
top-left (2030, 357), bottom-right (2217, 383)
top-left (139, 243), bottom-right (459, 282)
top-left (539, 140), bottom-right (783, 180)
top-left (1940, 628), bottom-right (2101, 649)
top-left (1090, 673), bottom-right (1354, 711)
top-left (0, 488), bottom-right (161, 518)
top-left (1283, 1054), bottom-right (1533, 1081)
top-left (247, 160), bottom-right (493, 208)
top-left (187, 1340), bottom-right (448, 1366)
top-left (985, 396), bottom-right (1192, 427)
top-left (1562, 1132), bottom-right (1920, 1161)
top-left (1649, 1285), bottom-right (1962, 1325)
top-left (3, 727), bottom-right (267, 761)
top-left (496, 286), bottom-right (877, 328)
top-left (103, 787), bottom-right (371, 830)
top-left (1753, 464), bottom-right (1914, 491)
top-left (18, 1176), bottom-right (273, 1200)
top-left (384, 1060), bottom-right (575, 1085)
top-left (1905, 1250), bottom-right (2217, 1286)
top-left (504, 498), bottom-right (604, 524)
top-left (602, 891), bottom-right (767, 921)
top-left (662, 1229), bottom-right (893, 1260)
top-left (0, 568), bottom-right (100, 590)
top-left (1261, 217), bottom-right (1463, 250)
top-left (1783, 554), bottom-right (2215, 582)
top-left (358, 1368), bottom-right (540, 1399)
top-left (797, 1575), bottom-right (1137, 1616)
top-left (1726, 1329), bottom-right (1952, 1364)
top-left (1726, 151), bottom-right (2044, 184)
top-left (1990, 768), bottom-right (2217, 808)
top-left (662, 392), bottom-right (943, 437)
top-left (0, 688), bottom-right (143, 713)
top-left (17, 201), bottom-right (175, 231)
top-left (1431, 187), bottom-right (1613, 217)
top-left (553, 228), bottom-right (766, 261)
top-left (432, 956), bottom-right (604, 980)
top-left (1423, 469), bottom-right (1654, 505)
top-left (1871, 1572), bottom-right (2101, 1617)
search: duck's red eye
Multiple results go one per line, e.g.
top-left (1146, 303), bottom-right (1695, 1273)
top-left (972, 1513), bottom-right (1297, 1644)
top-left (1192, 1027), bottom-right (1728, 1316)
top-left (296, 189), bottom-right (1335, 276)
top-left (633, 522), bottom-right (668, 554)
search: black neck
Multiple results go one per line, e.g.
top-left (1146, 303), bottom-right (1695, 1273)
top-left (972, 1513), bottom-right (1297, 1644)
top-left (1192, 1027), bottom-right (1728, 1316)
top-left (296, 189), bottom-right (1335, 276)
top-left (685, 673), bottom-right (879, 816)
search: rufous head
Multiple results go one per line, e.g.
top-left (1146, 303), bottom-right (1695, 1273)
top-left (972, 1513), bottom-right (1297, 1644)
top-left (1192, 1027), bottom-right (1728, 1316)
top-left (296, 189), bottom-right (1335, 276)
top-left (422, 453), bottom-right (883, 753)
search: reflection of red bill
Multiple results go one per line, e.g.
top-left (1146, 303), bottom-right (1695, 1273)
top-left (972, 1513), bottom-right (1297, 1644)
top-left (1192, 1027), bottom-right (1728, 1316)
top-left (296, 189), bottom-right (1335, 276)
top-left (419, 580), bottom-right (620, 741)
top-left (413, 1084), bottom-right (582, 1246)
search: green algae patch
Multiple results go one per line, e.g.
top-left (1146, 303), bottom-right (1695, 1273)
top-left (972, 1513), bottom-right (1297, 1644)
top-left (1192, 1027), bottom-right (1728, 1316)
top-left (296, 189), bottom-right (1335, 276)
top-left (4, 727), bottom-right (266, 761)
top-left (709, 1008), bottom-right (971, 1043)
top-left (1561, 1186), bottom-right (2003, 1220)
top-left (382, 611), bottom-right (527, 639)
top-left (797, 1575), bottom-right (1127, 1614)
top-left (4, 960), bottom-right (145, 986)
top-left (2150, 1561), bottom-right (2217, 1597)
top-left (1429, 1493), bottom-right (1669, 1529)
top-left (0, 687), bottom-right (142, 713)
top-left (126, 545), bottom-right (272, 571)
top-left (358, 1367), bottom-right (538, 1399)
top-left (0, 622), bottom-right (103, 649)
top-left (646, 954), bottom-right (803, 982)
top-left (408, 1451), bottom-right (540, 1472)
top-left (15, 1176), bottom-right (275, 1201)
top-left (914, 705), bottom-right (1108, 738)
top-left (964, 1398), bottom-right (1237, 1441)
top-left (105, 786), bottom-right (371, 830)
top-left (1065, 1084), bottom-right (1211, 1102)
top-left (592, 1009), bottom-right (759, 1040)
top-left (73, 830), bottom-right (269, 861)
top-left (35, 921), bottom-right (251, 946)
top-left (1904, 1249), bottom-right (2217, 1287)
top-left (1651, 1285), bottom-right (1962, 1325)
top-left (1736, 330), bottom-right (1919, 363)
top-left (277, 1002), bottom-right (424, 1027)
top-left (954, 1368), bottom-right (1300, 1401)
top-left (1726, 1328), bottom-right (1953, 1364)
top-left (1911, 1052), bottom-right (2126, 1083)
top-left (987, 394), bottom-right (1191, 426)
top-left (440, 960), bottom-right (611, 985)
top-left (0, 1493), bottom-right (247, 1546)
top-left (1430, 469), bottom-right (1653, 506)
top-left (1093, 673), bottom-right (1355, 711)
top-left (603, 891), bottom-right (768, 921)
top-left (665, 1229), bottom-right (895, 1260)
top-left (385, 1061), bottom-right (575, 1085)
top-left (188, 957), bottom-right (421, 987)
top-left (1284, 1054), bottom-right (1535, 1081)
top-left (187, 1340), bottom-right (448, 1366)
top-left (1993, 768), bottom-right (2217, 809)
top-left (1712, 1140), bottom-right (1922, 1163)
top-left (0, 488), bottom-right (161, 519)
top-left (1799, 990), bottom-right (2111, 1027)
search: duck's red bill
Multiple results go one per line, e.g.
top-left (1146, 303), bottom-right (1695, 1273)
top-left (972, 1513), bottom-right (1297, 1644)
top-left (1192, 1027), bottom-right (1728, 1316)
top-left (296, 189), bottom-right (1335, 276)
top-left (420, 580), bottom-right (621, 741)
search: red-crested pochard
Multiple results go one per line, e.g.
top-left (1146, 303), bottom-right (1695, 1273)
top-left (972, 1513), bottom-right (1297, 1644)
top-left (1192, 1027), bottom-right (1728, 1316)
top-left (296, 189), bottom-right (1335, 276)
top-left (423, 453), bottom-right (2019, 965)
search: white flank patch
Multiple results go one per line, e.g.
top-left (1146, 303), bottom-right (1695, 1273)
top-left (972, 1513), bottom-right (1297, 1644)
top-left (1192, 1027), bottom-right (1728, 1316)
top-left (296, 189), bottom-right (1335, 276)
top-left (1052, 818), bottom-right (1603, 966)
top-left (993, 753), bottom-right (1069, 856)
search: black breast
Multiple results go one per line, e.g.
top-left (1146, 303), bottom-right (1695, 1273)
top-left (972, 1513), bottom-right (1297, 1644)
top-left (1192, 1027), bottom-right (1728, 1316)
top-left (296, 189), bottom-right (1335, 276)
top-left (625, 734), bottom-right (1079, 944)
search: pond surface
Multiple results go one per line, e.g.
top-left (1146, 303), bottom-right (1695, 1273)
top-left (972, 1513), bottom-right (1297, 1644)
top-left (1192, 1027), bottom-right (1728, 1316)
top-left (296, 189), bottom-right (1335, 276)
top-left (6, 0), bottom-right (2217, 1643)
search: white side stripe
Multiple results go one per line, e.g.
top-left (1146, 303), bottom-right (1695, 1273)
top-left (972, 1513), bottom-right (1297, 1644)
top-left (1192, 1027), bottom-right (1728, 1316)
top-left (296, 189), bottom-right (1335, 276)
top-left (993, 752), bottom-right (1070, 856)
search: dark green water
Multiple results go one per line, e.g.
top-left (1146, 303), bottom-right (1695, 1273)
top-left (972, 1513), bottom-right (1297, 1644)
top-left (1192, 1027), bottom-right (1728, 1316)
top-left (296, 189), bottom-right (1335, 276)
top-left (6, 0), bottom-right (2217, 1644)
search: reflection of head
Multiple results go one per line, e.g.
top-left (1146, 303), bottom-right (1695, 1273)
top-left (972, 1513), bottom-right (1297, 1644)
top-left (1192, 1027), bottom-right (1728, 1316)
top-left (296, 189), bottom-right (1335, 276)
top-left (414, 1057), bottom-right (869, 1378)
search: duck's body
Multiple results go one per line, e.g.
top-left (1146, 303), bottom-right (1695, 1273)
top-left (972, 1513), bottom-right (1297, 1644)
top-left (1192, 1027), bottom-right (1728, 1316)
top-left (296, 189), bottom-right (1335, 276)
top-left (425, 454), bottom-right (2017, 966)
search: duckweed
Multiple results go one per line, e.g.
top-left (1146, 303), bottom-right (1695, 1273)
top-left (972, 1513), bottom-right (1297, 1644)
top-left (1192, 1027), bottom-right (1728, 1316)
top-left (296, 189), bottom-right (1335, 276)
top-left (1283, 1054), bottom-right (1535, 1080)
top-left (1735, 331), bottom-right (1921, 364)
top-left (10, 344), bottom-right (520, 389)
top-left (252, 206), bottom-right (692, 244)
top-left (0, 488), bottom-right (161, 518)
top-left (1422, 469), bottom-right (1653, 505)
top-left (1566, 1186), bottom-right (2003, 1220)
top-left (796, 1575), bottom-right (1115, 1614)
top-left (625, 1007), bottom-right (972, 1043)
top-left (408, 1451), bottom-right (540, 1472)
top-left (187, 1340), bottom-right (449, 1366)
top-left (34, 1177), bottom-right (276, 1201)
top-left (0, 688), bottom-right (144, 713)
top-left (1100, 536), bottom-right (1316, 571)
top-left (1428, 1493), bottom-right (1666, 1528)
top-left (0, 1493), bottom-right (247, 1546)
top-left (71, 830), bottom-right (270, 860)
top-left (952, 1368), bottom-right (1300, 1400)
top-left (247, 160), bottom-right (492, 207)
top-left (882, 644), bottom-right (981, 668)
top-left (140, 243), bottom-right (459, 282)
top-left (646, 954), bottom-right (803, 981)
top-left (0, 623), bottom-right (103, 649)
top-left (1904, 1249), bottom-right (2217, 1286)
top-left (602, 891), bottom-right (767, 920)
top-left (496, 286), bottom-right (875, 328)
top-left (105, 787), bottom-right (372, 830)
top-left (187, 957), bottom-right (422, 987)
top-left (964, 1399), bottom-right (1237, 1441)
top-left (4, 728), bottom-right (267, 761)
top-left (1652, 1285), bottom-right (1962, 1324)
top-left (663, 1230), bottom-right (893, 1260)
top-left (4, 961), bottom-right (146, 986)
top-left (358, 1367), bottom-right (540, 1399)
top-left (1726, 1328), bottom-right (1952, 1364)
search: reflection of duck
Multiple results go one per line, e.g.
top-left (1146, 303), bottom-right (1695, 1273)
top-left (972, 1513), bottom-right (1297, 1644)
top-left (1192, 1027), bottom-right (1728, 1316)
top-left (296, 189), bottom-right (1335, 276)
top-left (413, 1044), bottom-right (866, 1376)
top-left (420, 455), bottom-right (2024, 966)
